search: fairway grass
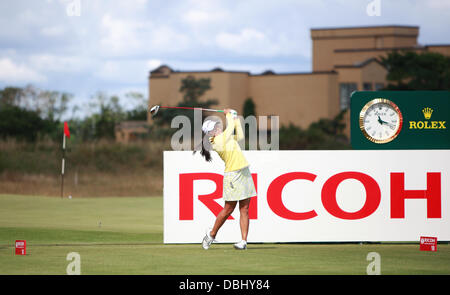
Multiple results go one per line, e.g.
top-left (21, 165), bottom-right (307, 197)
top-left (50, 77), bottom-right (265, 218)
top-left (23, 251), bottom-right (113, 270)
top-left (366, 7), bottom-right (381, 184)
top-left (0, 194), bottom-right (449, 275)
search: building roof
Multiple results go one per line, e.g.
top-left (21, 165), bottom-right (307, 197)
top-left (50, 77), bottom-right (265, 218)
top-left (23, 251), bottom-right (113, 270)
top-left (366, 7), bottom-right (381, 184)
top-left (149, 66), bottom-right (251, 77)
top-left (149, 65), bottom-right (338, 78)
top-left (334, 58), bottom-right (384, 69)
top-left (310, 24), bottom-right (419, 31)
top-left (171, 69), bottom-right (251, 74)
top-left (250, 70), bottom-right (337, 76)
top-left (334, 46), bottom-right (425, 53)
top-left (150, 65), bottom-right (173, 74)
top-left (333, 44), bottom-right (450, 53)
top-left (261, 70), bottom-right (275, 75)
top-left (310, 25), bottom-right (419, 40)
top-left (425, 44), bottom-right (450, 48)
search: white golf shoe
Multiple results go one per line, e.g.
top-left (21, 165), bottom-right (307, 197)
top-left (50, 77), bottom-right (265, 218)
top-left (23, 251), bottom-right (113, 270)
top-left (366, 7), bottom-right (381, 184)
top-left (202, 228), bottom-right (215, 250)
top-left (233, 240), bottom-right (247, 250)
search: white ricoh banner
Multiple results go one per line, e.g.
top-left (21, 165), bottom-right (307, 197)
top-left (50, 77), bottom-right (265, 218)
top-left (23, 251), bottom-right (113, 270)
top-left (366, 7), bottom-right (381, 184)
top-left (164, 150), bottom-right (450, 243)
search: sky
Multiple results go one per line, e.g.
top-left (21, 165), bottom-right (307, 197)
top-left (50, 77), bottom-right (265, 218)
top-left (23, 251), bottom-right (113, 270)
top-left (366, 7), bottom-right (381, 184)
top-left (0, 0), bottom-right (449, 116)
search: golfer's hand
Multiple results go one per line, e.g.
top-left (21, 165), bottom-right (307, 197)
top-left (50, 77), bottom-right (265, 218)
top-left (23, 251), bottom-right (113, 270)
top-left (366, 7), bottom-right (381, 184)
top-left (224, 108), bottom-right (238, 118)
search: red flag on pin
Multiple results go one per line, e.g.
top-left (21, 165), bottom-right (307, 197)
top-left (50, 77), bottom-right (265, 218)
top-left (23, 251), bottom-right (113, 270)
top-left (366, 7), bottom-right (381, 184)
top-left (64, 122), bottom-right (70, 139)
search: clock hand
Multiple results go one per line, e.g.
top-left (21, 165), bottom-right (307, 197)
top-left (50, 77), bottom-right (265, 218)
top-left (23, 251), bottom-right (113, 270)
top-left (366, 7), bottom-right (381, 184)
top-left (381, 121), bottom-right (396, 130)
top-left (377, 116), bottom-right (384, 125)
top-left (378, 116), bottom-right (391, 126)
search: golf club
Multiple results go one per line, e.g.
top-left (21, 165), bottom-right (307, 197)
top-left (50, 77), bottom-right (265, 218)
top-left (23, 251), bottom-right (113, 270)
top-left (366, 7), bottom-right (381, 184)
top-left (149, 105), bottom-right (224, 117)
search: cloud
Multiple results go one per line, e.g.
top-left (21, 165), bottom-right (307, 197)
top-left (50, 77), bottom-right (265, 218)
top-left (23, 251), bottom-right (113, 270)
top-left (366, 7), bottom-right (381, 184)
top-left (40, 25), bottom-right (66, 37)
top-left (214, 28), bottom-right (305, 57)
top-left (99, 13), bottom-right (190, 57)
top-left (216, 29), bottom-right (270, 55)
top-left (0, 58), bottom-right (46, 83)
top-left (99, 14), bottom-right (146, 56)
top-left (182, 9), bottom-right (228, 26)
top-left (426, 0), bottom-right (450, 9)
top-left (95, 60), bottom-right (121, 81)
top-left (1, 0), bottom-right (449, 117)
top-left (150, 26), bottom-right (190, 52)
top-left (29, 54), bottom-right (89, 73)
top-left (147, 59), bottom-right (161, 71)
top-left (95, 59), bottom-right (151, 84)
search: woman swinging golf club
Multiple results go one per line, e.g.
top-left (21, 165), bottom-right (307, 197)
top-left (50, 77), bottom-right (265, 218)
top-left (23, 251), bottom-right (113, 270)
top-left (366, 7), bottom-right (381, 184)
top-left (196, 109), bottom-right (257, 250)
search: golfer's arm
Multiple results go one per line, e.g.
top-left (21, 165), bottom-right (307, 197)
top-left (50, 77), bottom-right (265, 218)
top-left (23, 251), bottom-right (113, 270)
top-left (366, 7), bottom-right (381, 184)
top-left (234, 118), bottom-right (244, 141)
top-left (222, 113), bottom-right (235, 141)
top-left (213, 113), bottom-right (235, 148)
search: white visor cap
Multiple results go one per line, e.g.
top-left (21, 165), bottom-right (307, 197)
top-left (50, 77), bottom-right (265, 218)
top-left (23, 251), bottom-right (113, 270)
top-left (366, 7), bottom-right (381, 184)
top-left (202, 120), bottom-right (218, 134)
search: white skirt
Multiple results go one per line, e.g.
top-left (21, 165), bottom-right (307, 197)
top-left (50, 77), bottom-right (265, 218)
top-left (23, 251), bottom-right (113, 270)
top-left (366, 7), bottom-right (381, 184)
top-left (223, 166), bottom-right (257, 201)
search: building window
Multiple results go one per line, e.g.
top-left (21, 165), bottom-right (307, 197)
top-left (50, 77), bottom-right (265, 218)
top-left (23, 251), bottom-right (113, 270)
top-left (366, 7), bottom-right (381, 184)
top-left (375, 83), bottom-right (385, 90)
top-left (339, 83), bottom-right (357, 110)
top-left (363, 82), bottom-right (373, 91)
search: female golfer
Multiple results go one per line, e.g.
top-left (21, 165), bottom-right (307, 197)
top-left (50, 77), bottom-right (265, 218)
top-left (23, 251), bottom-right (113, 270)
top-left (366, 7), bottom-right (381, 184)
top-left (197, 109), bottom-right (256, 250)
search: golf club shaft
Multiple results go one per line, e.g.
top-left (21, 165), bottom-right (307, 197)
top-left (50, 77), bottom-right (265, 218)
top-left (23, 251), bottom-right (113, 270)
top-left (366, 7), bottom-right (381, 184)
top-left (159, 106), bottom-right (224, 113)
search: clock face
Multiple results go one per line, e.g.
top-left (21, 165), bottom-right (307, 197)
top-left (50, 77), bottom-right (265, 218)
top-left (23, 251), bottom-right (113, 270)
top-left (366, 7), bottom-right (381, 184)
top-left (359, 98), bottom-right (403, 144)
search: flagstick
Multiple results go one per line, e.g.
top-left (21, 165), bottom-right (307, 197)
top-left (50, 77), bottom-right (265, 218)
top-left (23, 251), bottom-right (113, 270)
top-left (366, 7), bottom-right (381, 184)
top-left (61, 133), bottom-right (66, 199)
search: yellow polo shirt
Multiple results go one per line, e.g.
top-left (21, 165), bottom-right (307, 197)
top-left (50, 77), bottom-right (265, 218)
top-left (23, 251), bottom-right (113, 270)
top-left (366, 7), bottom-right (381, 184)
top-left (210, 113), bottom-right (249, 172)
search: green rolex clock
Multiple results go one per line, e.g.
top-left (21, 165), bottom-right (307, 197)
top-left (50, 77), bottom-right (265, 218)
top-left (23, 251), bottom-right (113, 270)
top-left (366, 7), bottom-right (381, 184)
top-left (359, 98), bottom-right (403, 144)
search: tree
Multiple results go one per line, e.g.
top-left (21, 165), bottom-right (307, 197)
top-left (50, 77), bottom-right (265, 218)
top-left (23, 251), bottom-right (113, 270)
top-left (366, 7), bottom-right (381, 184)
top-left (0, 85), bottom-right (71, 141)
top-left (279, 110), bottom-right (350, 150)
top-left (380, 51), bottom-right (450, 90)
top-left (243, 97), bottom-right (256, 118)
top-left (0, 105), bottom-right (53, 142)
top-left (124, 92), bottom-right (148, 121)
top-left (10, 84), bottom-right (72, 121)
top-left (179, 76), bottom-right (211, 102)
top-left (154, 76), bottom-right (218, 127)
top-left (90, 92), bottom-right (125, 140)
top-left (0, 87), bottom-right (22, 107)
top-left (36, 90), bottom-right (72, 122)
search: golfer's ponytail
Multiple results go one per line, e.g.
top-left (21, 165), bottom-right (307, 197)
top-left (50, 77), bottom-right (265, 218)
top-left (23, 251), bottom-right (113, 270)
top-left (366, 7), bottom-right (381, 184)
top-left (193, 135), bottom-right (213, 162)
top-left (200, 143), bottom-right (212, 162)
top-left (194, 119), bottom-right (218, 162)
